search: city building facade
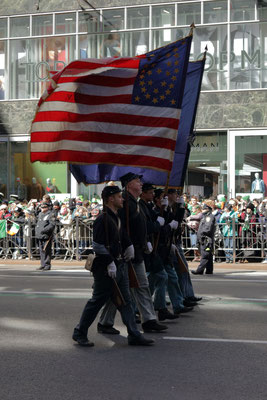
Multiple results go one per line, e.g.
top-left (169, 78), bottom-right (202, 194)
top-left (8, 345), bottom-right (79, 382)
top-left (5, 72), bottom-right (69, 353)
top-left (0, 0), bottom-right (266, 200)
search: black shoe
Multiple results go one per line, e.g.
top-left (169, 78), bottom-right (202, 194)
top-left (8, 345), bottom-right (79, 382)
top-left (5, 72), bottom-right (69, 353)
top-left (142, 319), bottom-right (168, 333)
top-left (97, 323), bottom-right (120, 335)
top-left (43, 266), bottom-right (51, 271)
top-left (158, 308), bottom-right (179, 321)
top-left (128, 335), bottom-right (155, 346)
top-left (183, 300), bottom-right (197, 307)
top-left (205, 271), bottom-right (213, 275)
top-left (191, 270), bottom-right (204, 275)
top-left (72, 331), bottom-right (94, 347)
top-left (187, 296), bottom-right (202, 302)
top-left (174, 306), bottom-right (194, 314)
top-left (36, 266), bottom-right (44, 270)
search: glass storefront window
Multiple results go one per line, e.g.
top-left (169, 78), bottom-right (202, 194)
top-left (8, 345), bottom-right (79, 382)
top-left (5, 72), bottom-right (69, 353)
top-left (78, 10), bottom-right (101, 33)
top-left (0, 41), bottom-right (6, 100)
top-left (193, 25), bottom-right (228, 90)
top-left (152, 5), bottom-right (175, 28)
top-left (235, 136), bottom-right (267, 197)
top-left (177, 3), bottom-right (201, 26)
top-left (0, 19), bottom-right (7, 38)
top-left (32, 14), bottom-right (53, 36)
top-left (187, 132), bottom-right (227, 197)
top-left (102, 9), bottom-right (125, 31)
top-left (127, 7), bottom-right (149, 29)
top-left (230, 0), bottom-right (256, 21)
top-left (10, 141), bottom-right (67, 200)
top-left (0, 141), bottom-right (7, 198)
top-left (79, 30), bottom-right (149, 59)
top-left (230, 23), bottom-right (261, 89)
top-left (258, 3), bottom-right (267, 21)
top-left (10, 36), bottom-right (76, 99)
top-left (203, 0), bottom-right (227, 24)
top-left (55, 13), bottom-right (76, 34)
top-left (10, 17), bottom-right (30, 37)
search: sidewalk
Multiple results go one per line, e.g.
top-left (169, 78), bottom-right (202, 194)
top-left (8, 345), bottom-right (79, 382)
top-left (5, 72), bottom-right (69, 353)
top-left (1, 258), bottom-right (267, 271)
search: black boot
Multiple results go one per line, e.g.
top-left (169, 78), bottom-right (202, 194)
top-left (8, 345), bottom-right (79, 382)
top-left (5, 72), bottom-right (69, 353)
top-left (97, 323), bottom-right (120, 335)
top-left (142, 319), bottom-right (168, 333)
top-left (158, 308), bottom-right (179, 321)
top-left (128, 335), bottom-right (155, 346)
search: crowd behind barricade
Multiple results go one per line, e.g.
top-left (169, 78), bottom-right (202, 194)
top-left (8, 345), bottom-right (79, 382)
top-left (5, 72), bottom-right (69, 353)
top-left (0, 190), bottom-right (267, 264)
top-left (0, 193), bottom-right (102, 261)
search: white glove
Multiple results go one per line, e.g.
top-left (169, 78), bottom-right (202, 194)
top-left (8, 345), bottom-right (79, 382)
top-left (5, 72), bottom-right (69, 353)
top-left (124, 245), bottom-right (135, 262)
top-left (161, 196), bottom-right (168, 208)
top-left (144, 241), bottom-right (153, 254)
top-left (171, 244), bottom-right (177, 255)
top-left (169, 220), bottom-right (178, 230)
top-left (107, 261), bottom-right (117, 279)
top-left (176, 196), bottom-right (185, 206)
top-left (157, 216), bottom-right (165, 226)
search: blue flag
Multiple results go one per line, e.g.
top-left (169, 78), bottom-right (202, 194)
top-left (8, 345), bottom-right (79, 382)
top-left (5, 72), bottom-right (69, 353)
top-left (70, 58), bottom-right (205, 188)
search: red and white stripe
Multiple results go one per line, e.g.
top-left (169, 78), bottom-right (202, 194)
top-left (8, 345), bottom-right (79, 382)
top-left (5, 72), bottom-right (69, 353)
top-left (31, 57), bottom-right (180, 172)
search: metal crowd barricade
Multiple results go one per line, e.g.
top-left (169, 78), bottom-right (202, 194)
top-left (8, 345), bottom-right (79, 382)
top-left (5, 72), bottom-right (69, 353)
top-left (180, 220), bottom-right (267, 263)
top-left (0, 218), bottom-right (266, 263)
top-left (0, 218), bottom-right (94, 261)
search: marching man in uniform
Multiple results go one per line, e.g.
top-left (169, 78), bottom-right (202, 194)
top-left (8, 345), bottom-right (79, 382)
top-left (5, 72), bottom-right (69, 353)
top-left (72, 185), bottom-right (154, 347)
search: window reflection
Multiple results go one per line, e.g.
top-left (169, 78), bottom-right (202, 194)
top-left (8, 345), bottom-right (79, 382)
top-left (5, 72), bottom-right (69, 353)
top-left (230, 0), bottom-right (256, 21)
top-left (10, 36), bottom-right (75, 99)
top-left (0, 40), bottom-right (6, 100)
top-left (79, 31), bottom-right (149, 59)
top-left (102, 9), bottom-right (125, 31)
top-left (10, 17), bottom-right (30, 37)
top-left (55, 13), bottom-right (76, 34)
top-left (203, 0), bottom-right (227, 24)
top-left (177, 3), bottom-right (201, 25)
top-left (32, 14), bottom-right (53, 36)
top-left (78, 10), bottom-right (101, 33)
top-left (127, 7), bottom-right (149, 29)
top-left (152, 5), bottom-right (175, 28)
top-left (0, 19), bottom-right (7, 38)
top-left (230, 23), bottom-right (260, 89)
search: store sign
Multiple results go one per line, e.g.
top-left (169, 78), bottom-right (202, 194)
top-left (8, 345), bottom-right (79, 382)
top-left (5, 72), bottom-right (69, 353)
top-left (199, 49), bottom-right (262, 72)
top-left (191, 136), bottom-right (219, 152)
top-left (18, 48), bottom-right (263, 83)
top-left (20, 61), bottom-right (67, 82)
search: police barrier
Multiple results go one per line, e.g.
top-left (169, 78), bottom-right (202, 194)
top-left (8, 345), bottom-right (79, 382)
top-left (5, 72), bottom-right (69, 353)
top-left (182, 220), bottom-right (267, 263)
top-left (0, 219), bottom-right (266, 263)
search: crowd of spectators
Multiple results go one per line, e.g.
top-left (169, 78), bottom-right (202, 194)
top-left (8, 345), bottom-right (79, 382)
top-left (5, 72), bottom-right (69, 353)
top-left (0, 191), bottom-right (267, 263)
top-left (182, 194), bottom-right (267, 264)
top-left (0, 193), bottom-right (102, 259)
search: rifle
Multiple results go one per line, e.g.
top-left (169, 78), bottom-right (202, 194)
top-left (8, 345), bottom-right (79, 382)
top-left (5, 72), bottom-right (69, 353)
top-left (174, 247), bottom-right (188, 273)
top-left (124, 190), bottom-right (140, 288)
top-left (43, 233), bottom-right (53, 251)
top-left (103, 203), bottom-right (126, 307)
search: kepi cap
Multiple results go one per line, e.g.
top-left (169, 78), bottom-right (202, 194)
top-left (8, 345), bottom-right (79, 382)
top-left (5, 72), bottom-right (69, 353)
top-left (168, 188), bottom-right (177, 194)
top-left (102, 185), bottom-right (121, 200)
top-left (154, 188), bottom-right (164, 199)
top-left (142, 183), bottom-right (155, 192)
top-left (120, 172), bottom-right (142, 188)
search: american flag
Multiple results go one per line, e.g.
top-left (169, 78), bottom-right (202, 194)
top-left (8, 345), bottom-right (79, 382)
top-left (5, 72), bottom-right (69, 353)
top-left (31, 35), bottom-right (192, 172)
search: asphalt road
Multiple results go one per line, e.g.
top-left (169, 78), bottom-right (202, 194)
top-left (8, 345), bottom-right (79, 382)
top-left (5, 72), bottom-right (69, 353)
top-left (1, 264), bottom-right (267, 400)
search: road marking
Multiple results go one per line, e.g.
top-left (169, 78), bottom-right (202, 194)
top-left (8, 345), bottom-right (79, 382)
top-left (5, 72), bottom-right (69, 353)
top-left (227, 271), bottom-right (267, 276)
top-left (163, 337), bottom-right (267, 345)
top-left (192, 278), bottom-right (267, 283)
top-left (0, 290), bottom-right (92, 299)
